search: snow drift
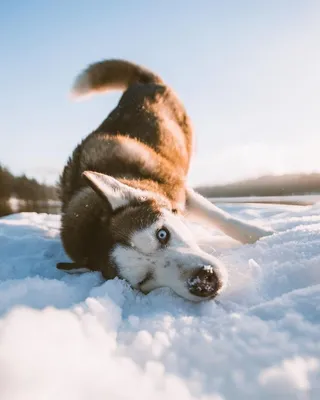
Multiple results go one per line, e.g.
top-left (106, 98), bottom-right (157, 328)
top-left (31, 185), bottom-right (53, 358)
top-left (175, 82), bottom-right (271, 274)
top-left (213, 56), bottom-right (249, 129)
top-left (0, 203), bottom-right (319, 399)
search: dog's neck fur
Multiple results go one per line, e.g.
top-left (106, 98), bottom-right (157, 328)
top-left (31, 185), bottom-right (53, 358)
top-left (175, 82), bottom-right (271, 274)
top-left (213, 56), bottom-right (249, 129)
top-left (60, 187), bottom-right (114, 273)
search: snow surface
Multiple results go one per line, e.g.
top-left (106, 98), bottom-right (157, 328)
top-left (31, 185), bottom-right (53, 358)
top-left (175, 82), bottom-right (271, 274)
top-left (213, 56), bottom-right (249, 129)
top-left (0, 203), bottom-right (320, 400)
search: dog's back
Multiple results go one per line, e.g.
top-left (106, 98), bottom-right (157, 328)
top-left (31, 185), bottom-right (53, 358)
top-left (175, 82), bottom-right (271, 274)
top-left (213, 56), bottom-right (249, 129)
top-left (60, 59), bottom-right (193, 212)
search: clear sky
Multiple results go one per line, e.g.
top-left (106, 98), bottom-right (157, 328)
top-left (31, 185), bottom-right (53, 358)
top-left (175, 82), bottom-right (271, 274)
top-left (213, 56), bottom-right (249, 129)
top-left (0, 0), bottom-right (319, 186)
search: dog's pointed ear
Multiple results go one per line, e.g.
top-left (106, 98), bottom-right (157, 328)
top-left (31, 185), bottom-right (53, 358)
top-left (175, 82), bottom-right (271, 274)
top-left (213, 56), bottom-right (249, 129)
top-left (82, 171), bottom-right (148, 210)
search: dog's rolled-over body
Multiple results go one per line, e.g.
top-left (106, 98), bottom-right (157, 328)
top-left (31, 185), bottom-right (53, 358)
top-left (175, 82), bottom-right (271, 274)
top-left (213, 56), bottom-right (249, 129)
top-left (59, 59), bottom-right (273, 301)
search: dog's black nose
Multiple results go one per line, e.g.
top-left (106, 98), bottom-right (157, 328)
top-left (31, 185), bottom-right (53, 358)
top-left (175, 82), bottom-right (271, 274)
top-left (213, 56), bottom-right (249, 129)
top-left (187, 266), bottom-right (221, 298)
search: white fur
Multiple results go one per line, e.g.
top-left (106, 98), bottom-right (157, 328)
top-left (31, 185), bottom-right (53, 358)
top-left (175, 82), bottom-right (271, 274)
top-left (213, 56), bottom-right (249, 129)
top-left (185, 187), bottom-right (274, 244)
top-left (111, 209), bottom-right (228, 302)
top-left (71, 71), bottom-right (91, 97)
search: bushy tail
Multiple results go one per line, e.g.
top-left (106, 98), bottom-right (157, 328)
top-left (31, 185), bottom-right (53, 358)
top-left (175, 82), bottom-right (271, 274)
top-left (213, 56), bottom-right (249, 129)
top-left (71, 59), bottom-right (163, 98)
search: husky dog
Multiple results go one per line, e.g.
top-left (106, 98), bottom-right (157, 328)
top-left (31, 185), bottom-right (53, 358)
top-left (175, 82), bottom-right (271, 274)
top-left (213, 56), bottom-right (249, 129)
top-left (58, 59), bottom-right (272, 301)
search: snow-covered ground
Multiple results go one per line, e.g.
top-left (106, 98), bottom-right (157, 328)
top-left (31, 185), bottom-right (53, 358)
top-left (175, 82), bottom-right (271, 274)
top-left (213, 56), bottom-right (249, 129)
top-left (210, 194), bottom-right (320, 206)
top-left (0, 203), bottom-right (319, 400)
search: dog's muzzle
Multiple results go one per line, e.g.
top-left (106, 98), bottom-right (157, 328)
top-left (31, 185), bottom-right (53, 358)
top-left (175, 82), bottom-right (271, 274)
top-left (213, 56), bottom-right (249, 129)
top-left (187, 265), bottom-right (221, 298)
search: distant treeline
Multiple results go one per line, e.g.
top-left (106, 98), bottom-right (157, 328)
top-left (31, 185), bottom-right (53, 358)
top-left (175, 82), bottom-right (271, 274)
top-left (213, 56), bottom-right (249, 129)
top-left (195, 173), bottom-right (320, 198)
top-left (0, 164), bottom-right (58, 201)
top-left (0, 164), bottom-right (59, 217)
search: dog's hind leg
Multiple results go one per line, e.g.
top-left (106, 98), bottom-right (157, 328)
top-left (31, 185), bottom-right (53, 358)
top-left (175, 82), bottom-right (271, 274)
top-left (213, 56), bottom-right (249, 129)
top-left (185, 188), bottom-right (274, 244)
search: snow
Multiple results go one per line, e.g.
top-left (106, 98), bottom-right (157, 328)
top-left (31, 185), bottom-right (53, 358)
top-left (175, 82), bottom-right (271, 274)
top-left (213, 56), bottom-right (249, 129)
top-left (0, 203), bottom-right (320, 400)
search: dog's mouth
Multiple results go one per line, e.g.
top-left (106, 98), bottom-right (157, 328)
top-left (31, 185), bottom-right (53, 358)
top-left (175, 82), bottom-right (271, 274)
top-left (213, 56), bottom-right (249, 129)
top-left (137, 271), bottom-right (154, 290)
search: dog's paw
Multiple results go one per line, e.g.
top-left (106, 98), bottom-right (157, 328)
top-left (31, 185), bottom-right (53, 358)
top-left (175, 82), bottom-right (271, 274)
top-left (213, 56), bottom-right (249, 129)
top-left (243, 226), bottom-right (274, 244)
top-left (56, 262), bottom-right (92, 274)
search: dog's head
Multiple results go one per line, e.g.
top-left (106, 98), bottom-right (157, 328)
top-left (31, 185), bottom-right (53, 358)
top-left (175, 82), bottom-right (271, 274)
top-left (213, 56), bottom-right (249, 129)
top-left (82, 171), bottom-right (228, 302)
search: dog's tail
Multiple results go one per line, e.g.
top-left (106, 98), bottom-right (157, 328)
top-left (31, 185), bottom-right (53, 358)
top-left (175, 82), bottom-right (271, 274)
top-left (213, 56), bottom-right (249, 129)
top-left (71, 59), bottom-right (163, 98)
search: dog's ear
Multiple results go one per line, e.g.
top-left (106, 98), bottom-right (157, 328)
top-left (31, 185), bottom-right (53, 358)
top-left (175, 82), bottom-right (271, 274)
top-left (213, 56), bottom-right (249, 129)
top-left (82, 171), bottom-right (149, 210)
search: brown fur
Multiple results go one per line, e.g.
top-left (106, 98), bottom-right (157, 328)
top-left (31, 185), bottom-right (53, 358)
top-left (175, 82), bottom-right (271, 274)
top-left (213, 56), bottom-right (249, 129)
top-left (72, 59), bottom-right (163, 96)
top-left (59, 59), bottom-right (194, 277)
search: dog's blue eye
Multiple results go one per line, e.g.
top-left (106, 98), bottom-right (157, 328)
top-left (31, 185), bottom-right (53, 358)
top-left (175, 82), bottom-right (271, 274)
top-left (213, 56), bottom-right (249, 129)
top-left (156, 227), bottom-right (170, 245)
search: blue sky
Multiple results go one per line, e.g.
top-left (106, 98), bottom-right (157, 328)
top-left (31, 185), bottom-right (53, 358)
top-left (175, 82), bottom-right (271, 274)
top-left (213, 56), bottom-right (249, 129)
top-left (0, 1), bottom-right (319, 186)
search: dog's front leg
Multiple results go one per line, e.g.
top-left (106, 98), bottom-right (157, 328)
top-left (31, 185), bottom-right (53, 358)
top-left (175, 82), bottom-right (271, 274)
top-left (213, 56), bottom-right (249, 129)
top-left (185, 188), bottom-right (274, 244)
top-left (56, 262), bottom-right (92, 274)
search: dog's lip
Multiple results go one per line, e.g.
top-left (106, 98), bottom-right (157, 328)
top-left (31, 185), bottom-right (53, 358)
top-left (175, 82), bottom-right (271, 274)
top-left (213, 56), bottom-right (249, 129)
top-left (138, 271), bottom-right (154, 287)
top-left (188, 290), bottom-right (219, 300)
top-left (137, 281), bottom-right (220, 301)
top-left (179, 285), bottom-right (220, 302)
